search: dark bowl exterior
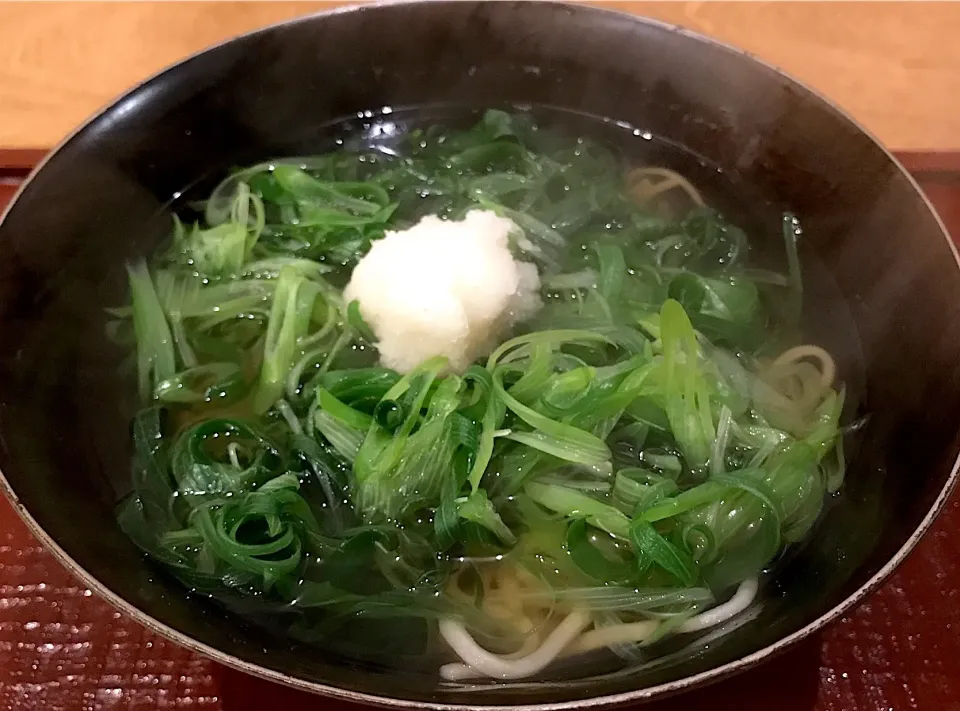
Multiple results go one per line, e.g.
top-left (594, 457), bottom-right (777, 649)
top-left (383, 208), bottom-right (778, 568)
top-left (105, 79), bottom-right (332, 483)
top-left (0, 2), bottom-right (958, 708)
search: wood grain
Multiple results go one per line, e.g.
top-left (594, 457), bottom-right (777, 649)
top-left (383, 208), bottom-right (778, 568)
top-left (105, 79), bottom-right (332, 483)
top-left (0, 2), bottom-right (959, 151)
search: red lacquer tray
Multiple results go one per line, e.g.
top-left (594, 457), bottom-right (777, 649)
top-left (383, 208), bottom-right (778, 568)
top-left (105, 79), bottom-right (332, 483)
top-left (1, 150), bottom-right (958, 711)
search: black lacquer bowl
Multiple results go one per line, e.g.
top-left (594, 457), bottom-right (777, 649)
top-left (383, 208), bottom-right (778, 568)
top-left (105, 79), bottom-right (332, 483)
top-left (0, 2), bottom-right (958, 708)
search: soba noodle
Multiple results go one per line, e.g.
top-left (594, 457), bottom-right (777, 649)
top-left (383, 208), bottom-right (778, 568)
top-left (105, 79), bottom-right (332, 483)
top-left (626, 166), bottom-right (707, 209)
top-left (114, 108), bottom-right (849, 682)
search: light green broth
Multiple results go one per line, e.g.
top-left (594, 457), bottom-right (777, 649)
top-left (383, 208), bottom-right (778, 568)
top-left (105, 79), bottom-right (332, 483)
top-left (112, 108), bottom-right (849, 679)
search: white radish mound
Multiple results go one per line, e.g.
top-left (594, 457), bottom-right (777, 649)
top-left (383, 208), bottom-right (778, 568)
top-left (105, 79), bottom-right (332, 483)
top-left (344, 210), bottom-right (541, 374)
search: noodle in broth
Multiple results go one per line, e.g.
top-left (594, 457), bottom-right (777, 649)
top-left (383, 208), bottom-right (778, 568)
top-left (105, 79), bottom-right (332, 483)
top-left (112, 109), bottom-right (847, 681)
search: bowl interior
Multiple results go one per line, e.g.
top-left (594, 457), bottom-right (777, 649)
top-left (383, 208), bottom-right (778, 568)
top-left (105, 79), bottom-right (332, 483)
top-left (1, 2), bottom-right (959, 707)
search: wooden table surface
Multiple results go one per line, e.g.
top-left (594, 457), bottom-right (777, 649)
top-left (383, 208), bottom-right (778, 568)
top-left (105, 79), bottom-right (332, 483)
top-left (1, 2), bottom-right (960, 152)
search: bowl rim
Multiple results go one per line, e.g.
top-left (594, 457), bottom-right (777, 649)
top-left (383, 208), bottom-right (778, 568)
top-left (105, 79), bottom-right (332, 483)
top-left (1, 1), bottom-right (958, 708)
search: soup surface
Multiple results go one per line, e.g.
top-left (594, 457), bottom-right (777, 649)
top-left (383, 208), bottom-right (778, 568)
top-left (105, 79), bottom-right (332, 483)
top-left (113, 108), bottom-right (852, 682)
